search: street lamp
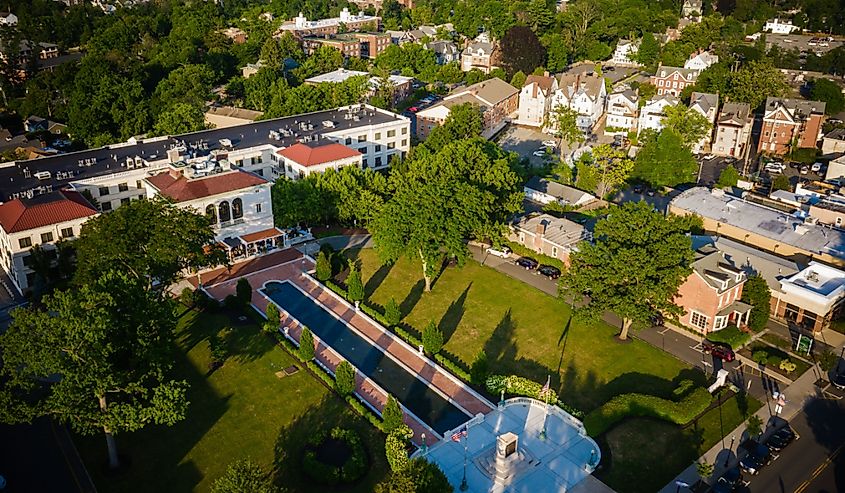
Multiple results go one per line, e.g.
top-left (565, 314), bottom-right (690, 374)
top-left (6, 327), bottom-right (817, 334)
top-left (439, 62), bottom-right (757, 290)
top-left (421, 433), bottom-right (427, 453)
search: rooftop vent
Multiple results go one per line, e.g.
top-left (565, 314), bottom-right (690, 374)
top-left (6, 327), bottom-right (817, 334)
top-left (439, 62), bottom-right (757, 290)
top-left (34, 171), bottom-right (51, 180)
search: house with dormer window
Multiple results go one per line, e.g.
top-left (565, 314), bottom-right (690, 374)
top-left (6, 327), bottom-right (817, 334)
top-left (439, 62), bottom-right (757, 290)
top-left (673, 245), bottom-right (752, 334)
top-left (758, 97), bottom-right (826, 155)
top-left (650, 65), bottom-right (698, 97)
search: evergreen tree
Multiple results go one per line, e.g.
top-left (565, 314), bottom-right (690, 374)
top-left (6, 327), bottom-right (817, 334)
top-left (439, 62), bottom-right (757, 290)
top-left (347, 265), bottom-right (365, 302)
top-left (741, 275), bottom-right (771, 332)
top-left (381, 395), bottom-right (405, 433)
top-left (298, 327), bottom-right (315, 361)
top-left (385, 298), bottom-right (402, 326)
top-left (470, 350), bottom-right (489, 385)
top-left (422, 320), bottom-right (444, 355)
top-left (264, 303), bottom-right (280, 334)
top-left (236, 278), bottom-right (252, 306)
top-left (334, 361), bottom-right (356, 396)
top-left (316, 251), bottom-right (332, 282)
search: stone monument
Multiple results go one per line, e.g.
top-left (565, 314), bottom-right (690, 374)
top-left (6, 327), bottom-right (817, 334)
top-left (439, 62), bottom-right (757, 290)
top-left (494, 432), bottom-right (519, 484)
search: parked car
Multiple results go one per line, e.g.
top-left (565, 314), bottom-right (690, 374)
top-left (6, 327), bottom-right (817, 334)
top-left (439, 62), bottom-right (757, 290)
top-left (533, 150), bottom-right (548, 157)
top-left (831, 371), bottom-right (845, 389)
top-left (542, 140), bottom-right (558, 148)
top-left (712, 466), bottom-right (743, 493)
top-left (765, 162), bottom-right (786, 173)
top-left (702, 340), bottom-right (736, 362)
top-left (766, 425), bottom-right (796, 451)
top-left (811, 162), bottom-right (823, 173)
top-left (703, 154), bottom-right (715, 160)
top-left (538, 265), bottom-right (561, 279)
top-left (409, 106), bottom-right (419, 113)
top-left (800, 165), bottom-right (810, 175)
top-left (633, 184), bottom-right (643, 194)
top-left (516, 257), bottom-right (539, 270)
top-left (486, 245), bottom-right (512, 258)
top-left (739, 443), bottom-right (771, 475)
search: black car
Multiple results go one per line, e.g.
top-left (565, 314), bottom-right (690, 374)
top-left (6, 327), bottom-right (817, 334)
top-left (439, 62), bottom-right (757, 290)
top-left (633, 184), bottom-right (643, 193)
top-left (538, 265), bottom-right (561, 279)
top-left (712, 466), bottom-right (742, 493)
top-left (766, 426), bottom-right (796, 451)
top-left (831, 371), bottom-right (845, 390)
top-left (516, 257), bottom-right (539, 270)
top-left (739, 443), bottom-right (771, 475)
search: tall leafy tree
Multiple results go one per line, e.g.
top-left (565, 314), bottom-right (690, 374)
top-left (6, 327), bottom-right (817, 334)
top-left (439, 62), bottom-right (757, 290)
top-left (0, 271), bottom-right (188, 468)
top-left (545, 105), bottom-right (583, 148)
top-left (211, 459), bottom-right (278, 493)
top-left (73, 197), bottom-right (224, 294)
top-left (499, 26), bottom-right (545, 77)
top-left (725, 60), bottom-right (788, 109)
top-left (741, 274), bottom-right (771, 332)
top-left (662, 104), bottom-right (712, 148)
top-left (577, 144), bottom-right (633, 197)
top-left (633, 33), bottom-right (660, 67)
top-left (632, 129), bottom-right (698, 188)
top-left (154, 102), bottom-right (206, 136)
top-left (372, 138), bottom-right (522, 291)
top-left (810, 78), bottom-right (845, 115)
top-left (560, 201), bottom-right (695, 340)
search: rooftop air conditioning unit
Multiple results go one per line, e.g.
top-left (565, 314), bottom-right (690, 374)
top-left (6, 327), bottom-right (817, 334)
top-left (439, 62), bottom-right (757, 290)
top-left (34, 171), bottom-right (51, 180)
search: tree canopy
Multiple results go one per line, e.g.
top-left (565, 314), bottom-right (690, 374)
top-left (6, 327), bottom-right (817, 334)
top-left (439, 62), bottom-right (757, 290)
top-left (662, 105), bottom-right (712, 148)
top-left (500, 26), bottom-right (545, 77)
top-left (560, 201), bottom-right (695, 340)
top-left (810, 78), bottom-right (845, 115)
top-left (574, 144), bottom-right (633, 197)
top-left (632, 129), bottom-right (698, 188)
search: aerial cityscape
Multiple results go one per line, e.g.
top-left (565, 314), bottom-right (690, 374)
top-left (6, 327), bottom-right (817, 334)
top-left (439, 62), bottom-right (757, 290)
top-left (0, 0), bottom-right (844, 492)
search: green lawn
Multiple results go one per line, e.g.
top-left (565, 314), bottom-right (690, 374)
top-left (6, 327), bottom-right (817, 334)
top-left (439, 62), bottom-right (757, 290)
top-left (76, 307), bottom-right (387, 493)
top-left (347, 248), bottom-right (700, 412)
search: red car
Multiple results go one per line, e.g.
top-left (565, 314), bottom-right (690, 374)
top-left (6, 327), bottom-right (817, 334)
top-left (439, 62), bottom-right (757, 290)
top-left (702, 340), bottom-right (736, 362)
top-left (408, 106), bottom-right (419, 113)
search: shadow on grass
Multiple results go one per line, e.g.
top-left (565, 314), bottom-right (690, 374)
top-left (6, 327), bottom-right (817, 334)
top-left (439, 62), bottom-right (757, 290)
top-left (273, 395), bottom-right (388, 492)
top-left (400, 280), bottom-right (425, 318)
top-left (438, 283), bottom-right (470, 345)
top-left (365, 262), bottom-right (394, 298)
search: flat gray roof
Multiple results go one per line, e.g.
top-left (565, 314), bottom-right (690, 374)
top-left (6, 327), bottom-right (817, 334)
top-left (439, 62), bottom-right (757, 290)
top-left (672, 187), bottom-right (845, 259)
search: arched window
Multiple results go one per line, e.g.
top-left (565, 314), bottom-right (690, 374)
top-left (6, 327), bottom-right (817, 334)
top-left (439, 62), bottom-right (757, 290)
top-left (205, 204), bottom-right (217, 224)
top-left (232, 198), bottom-right (243, 220)
top-left (219, 201), bottom-right (231, 222)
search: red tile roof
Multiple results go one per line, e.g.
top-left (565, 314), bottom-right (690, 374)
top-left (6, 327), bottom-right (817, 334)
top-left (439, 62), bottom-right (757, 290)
top-left (145, 169), bottom-right (268, 203)
top-left (0, 190), bottom-right (98, 233)
top-left (241, 227), bottom-right (285, 243)
top-left (276, 142), bottom-right (361, 167)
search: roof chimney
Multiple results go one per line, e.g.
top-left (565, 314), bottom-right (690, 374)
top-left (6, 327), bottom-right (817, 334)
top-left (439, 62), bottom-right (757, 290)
top-left (536, 220), bottom-right (547, 236)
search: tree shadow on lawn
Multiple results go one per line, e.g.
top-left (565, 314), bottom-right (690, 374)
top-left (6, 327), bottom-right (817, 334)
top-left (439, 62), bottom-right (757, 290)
top-left (364, 261), bottom-right (393, 298)
top-left (438, 283), bottom-right (470, 345)
top-left (400, 279), bottom-right (425, 319)
top-left (273, 395), bottom-right (388, 493)
top-left (178, 308), bottom-right (272, 365)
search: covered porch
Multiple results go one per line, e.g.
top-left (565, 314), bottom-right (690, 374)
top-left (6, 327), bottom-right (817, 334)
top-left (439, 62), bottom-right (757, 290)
top-left (713, 300), bottom-right (753, 332)
top-left (218, 227), bottom-right (314, 262)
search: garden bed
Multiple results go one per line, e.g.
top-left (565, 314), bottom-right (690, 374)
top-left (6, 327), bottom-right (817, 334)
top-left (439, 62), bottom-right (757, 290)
top-left (705, 325), bottom-right (751, 349)
top-left (739, 342), bottom-right (811, 379)
top-left (302, 427), bottom-right (369, 486)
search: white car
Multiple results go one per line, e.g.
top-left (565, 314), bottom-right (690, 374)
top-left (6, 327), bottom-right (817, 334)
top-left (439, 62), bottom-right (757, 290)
top-left (702, 154), bottom-right (714, 160)
top-left (542, 140), bottom-right (558, 148)
top-left (486, 246), bottom-right (512, 258)
top-left (533, 150), bottom-right (548, 157)
top-left (811, 162), bottom-right (823, 173)
top-left (765, 162), bottom-right (786, 173)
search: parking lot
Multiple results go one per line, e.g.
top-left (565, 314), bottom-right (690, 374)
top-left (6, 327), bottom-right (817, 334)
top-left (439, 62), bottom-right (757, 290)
top-left (697, 155), bottom-right (746, 186)
top-left (496, 125), bottom-right (563, 167)
top-left (765, 33), bottom-right (843, 55)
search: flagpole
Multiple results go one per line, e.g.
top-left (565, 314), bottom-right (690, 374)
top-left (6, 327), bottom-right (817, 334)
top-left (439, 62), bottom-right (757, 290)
top-left (540, 374), bottom-right (550, 440)
top-left (460, 431), bottom-right (468, 491)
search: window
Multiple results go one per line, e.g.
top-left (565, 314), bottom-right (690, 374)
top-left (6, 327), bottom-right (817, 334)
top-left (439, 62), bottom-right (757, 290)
top-left (219, 201), bottom-right (231, 222)
top-left (690, 311), bottom-right (708, 330)
top-left (101, 201), bottom-right (112, 212)
top-left (519, 233), bottom-right (525, 243)
top-left (121, 197), bottom-right (130, 206)
top-left (118, 182), bottom-right (129, 192)
top-left (22, 254), bottom-right (32, 267)
top-left (401, 127), bottom-right (407, 135)
top-left (206, 204), bottom-right (217, 224)
top-left (345, 137), bottom-right (352, 145)
top-left (837, 217), bottom-right (843, 227)
top-left (255, 203), bottom-right (262, 214)
top-left (362, 158), bottom-right (368, 167)
top-left (256, 169), bottom-right (263, 176)
top-left (25, 272), bottom-right (35, 287)
top-left (388, 142), bottom-right (395, 149)
top-left (801, 310), bottom-right (818, 330)
top-left (375, 157), bottom-right (382, 166)
top-left (358, 135), bottom-right (366, 142)
top-left (375, 132), bottom-right (381, 139)
top-left (61, 227), bottom-right (73, 238)
top-left (713, 316), bottom-right (727, 330)
top-left (401, 139), bottom-right (407, 146)
top-left (235, 159), bottom-right (243, 167)
top-left (375, 145), bottom-right (381, 152)
top-left (551, 246), bottom-right (558, 257)
top-left (784, 303), bottom-right (800, 322)
top-left (387, 130), bottom-right (395, 137)
top-left (232, 198), bottom-right (244, 220)
top-left (41, 232), bottom-right (53, 243)
top-left (136, 180), bottom-right (142, 189)
top-left (99, 186), bottom-right (109, 196)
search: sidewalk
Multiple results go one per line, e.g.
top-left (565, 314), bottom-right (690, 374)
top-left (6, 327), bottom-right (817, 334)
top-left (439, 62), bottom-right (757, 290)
top-left (658, 359), bottom-right (825, 492)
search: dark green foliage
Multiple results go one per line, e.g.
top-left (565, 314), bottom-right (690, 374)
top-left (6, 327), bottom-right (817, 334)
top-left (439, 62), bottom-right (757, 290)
top-left (717, 166), bottom-right (740, 188)
top-left (772, 174), bottom-right (792, 192)
top-left (500, 26), bottom-right (545, 77)
top-left (385, 425), bottom-right (413, 472)
top-left (375, 458), bottom-right (452, 493)
top-left (211, 458), bottom-right (277, 493)
top-left (236, 278), bottom-right (252, 306)
top-left (316, 251), bottom-right (332, 282)
top-left (208, 333), bottom-right (228, 367)
top-left (334, 361), bottom-right (356, 396)
top-left (810, 78), bottom-right (845, 115)
top-left (706, 325), bottom-right (751, 348)
top-left (470, 350), bottom-right (489, 385)
top-left (384, 298), bottom-right (401, 326)
top-left (302, 427), bottom-right (368, 485)
top-left (816, 348), bottom-right (838, 372)
top-left (741, 274), bottom-right (771, 332)
top-left (180, 287), bottom-right (195, 306)
top-left (347, 265), bottom-right (365, 302)
top-left (422, 320), bottom-right (444, 355)
top-left (745, 415), bottom-right (763, 438)
top-left (263, 303), bottom-right (280, 334)
top-left (381, 396), bottom-right (404, 434)
top-left (632, 129), bottom-right (698, 188)
top-left (298, 327), bottom-right (315, 362)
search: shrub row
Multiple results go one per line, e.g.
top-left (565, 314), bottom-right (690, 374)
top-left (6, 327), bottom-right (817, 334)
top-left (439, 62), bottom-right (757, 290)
top-left (325, 280), bottom-right (348, 299)
top-left (307, 360), bottom-right (336, 388)
top-left (435, 354), bottom-right (471, 382)
top-left (346, 394), bottom-right (385, 432)
top-left (583, 384), bottom-right (712, 436)
top-left (485, 374), bottom-right (583, 418)
top-left (706, 325), bottom-right (751, 349)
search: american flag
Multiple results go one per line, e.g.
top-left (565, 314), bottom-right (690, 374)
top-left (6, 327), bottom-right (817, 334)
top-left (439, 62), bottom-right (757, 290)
top-left (541, 376), bottom-right (550, 394)
top-left (451, 426), bottom-right (467, 442)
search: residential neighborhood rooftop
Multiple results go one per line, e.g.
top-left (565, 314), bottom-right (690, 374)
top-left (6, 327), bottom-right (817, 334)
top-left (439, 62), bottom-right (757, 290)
top-left (512, 213), bottom-right (591, 248)
top-left (0, 189), bottom-right (97, 233)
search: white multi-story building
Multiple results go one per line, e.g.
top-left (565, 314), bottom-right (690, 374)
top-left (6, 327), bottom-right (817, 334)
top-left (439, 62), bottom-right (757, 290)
top-left (604, 89), bottom-right (639, 135)
top-left (611, 39), bottom-right (641, 66)
top-left (639, 95), bottom-right (679, 135)
top-left (0, 190), bottom-right (98, 293)
top-left (683, 50), bottom-right (719, 73)
top-left (688, 92), bottom-right (718, 154)
top-left (764, 18), bottom-right (799, 34)
top-left (551, 73), bottom-right (607, 132)
top-left (515, 74), bottom-right (558, 128)
top-left (276, 8), bottom-right (380, 37)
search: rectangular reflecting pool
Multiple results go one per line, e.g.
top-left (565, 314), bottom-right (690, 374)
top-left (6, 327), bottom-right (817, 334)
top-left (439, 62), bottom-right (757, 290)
top-left (261, 281), bottom-right (470, 435)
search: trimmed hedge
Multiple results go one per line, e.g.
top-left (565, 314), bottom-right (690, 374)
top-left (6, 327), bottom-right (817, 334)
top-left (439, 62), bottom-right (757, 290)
top-left (486, 374), bottom-right (583, 418)
top-left (706, 325), bottom-right (751, 349)
top-left (435, 354), bottom-right (471, 382)
top-left (325, 280), bottom-right (348, 299)
top-left (583, 382), bottom-right (712, 436)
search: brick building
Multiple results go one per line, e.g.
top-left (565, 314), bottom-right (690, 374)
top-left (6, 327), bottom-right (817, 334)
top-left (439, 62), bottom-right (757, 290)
top-left (758, 97), bottom-right (826, 155)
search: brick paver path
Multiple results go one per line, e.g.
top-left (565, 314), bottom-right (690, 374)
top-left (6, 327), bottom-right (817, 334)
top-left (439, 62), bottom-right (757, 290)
top-left (200, 250), bottom-right (494, 445)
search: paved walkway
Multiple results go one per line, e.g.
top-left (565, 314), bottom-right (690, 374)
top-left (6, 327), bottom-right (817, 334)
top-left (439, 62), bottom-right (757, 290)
top-left (200, 250), bottom-right (494, 446)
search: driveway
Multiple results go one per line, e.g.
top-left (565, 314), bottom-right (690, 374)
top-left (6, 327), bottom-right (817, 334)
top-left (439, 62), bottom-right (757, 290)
top-left (468, 244), bottom-right (558, 296)
top-left (496, 125), bottom-right (558, 167)
top-left (613, 188), bottom-right (674, 213)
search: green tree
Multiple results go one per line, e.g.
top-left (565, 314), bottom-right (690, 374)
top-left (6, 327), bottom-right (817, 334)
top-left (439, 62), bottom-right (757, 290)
top-left (316, 250), bottom-right (332, 282)
top-left (741, 274), bottom-right (771, 332)
top-left (580, 144), bottom-right (634, 197)
top-left (422, 319), bottom-right (444, 355)
top-left (0, 272), bottom-right (188, 469)
top-left (500, 25), bottom-right (545, 77)
top-left (298, 327), bottom-right (315, 361)
top-left (510, 70), bottom-right (527, 89)
top-left (260, 37), bottom-right (285, 71)
top-left (772, 174), bottom-right (792, 192)
top-left (527, 0), bottom-right (554, 33)
top-left (717, 166), bottom-right (741, 188)
top-left (385, 424), bottom-right (413, 472)
top-left (560, 201), bottom-right (695, 340)
top-left (334, 360), bottom-right (356, 396)
top-left (154, 103), bottom-right (206, 136)
top-left (545, 105), bottom-right (583, 148)
top-left (236, 278), bottom-right (252, 306)
top-left (211, 458), bottom-right (278, 493)
top-left (810, 78), bottom-right (845, 115)
top-left (264, 303), bottom-right (280, 334)
top-left (726, 60), bottom-right (789, 109)
top-left (294, 45), bottom-right (344, 80)
top-left (422, 102), bottom-right (482, 151)
top-left (634, 33), bottom-right (660, 67)
top-left (746, 415), bottom-right (763, 438)
top-left (375, 458), bottom-right (451, 493)
top-left (381, 395), bottom-right (404, 433)
top-left (662, 104), bottom-right (712, 147)
top-left (470, 349), bottom-right (489, 385)
top-left (74, 197), bottom-right (224, 295)
top-left (632, 129), bottom-right (698, 188)
top-left (385, 297), bottom-right (401, 326)
top-left (695, 460), bottom-right (714, 480)
top-left (347, 264), bottom-right (365, 302)
top-left (153, 64), bottom-right (216, 108)
top-left (372, 138), bottom-right (522, 291)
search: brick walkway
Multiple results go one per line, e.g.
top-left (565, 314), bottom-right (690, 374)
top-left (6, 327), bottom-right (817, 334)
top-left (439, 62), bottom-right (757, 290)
top-left (200, 250), bottom-right (494, 446)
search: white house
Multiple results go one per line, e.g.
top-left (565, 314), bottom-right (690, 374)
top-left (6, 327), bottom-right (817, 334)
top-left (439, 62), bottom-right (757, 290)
top-left (682, 0), bottom-right (702, 17)
top-left (764, 18), bottom-right (800, 34)
top-left (551, 73), bottom-right (607, 132)
top-left (0, 190), bottom-right (98, 293)
top-left (276, 141), bottom-right (364, 178)
top-left (604, 89), bottom-right (639, 135)
top-left (684, 50), bottom-right (719, 73)
top-left (460, 41), bottom-right (498, 73)
top-left (524, 177), bottom-right (596, 207)
top-left (611, 39), bottom-right (641, 66)
top-left (639, 95), bottom-right (679, 135)
top-left (689, 92), bottom-right (718, 154)
top-left (0, 12), bottom-right (17, 26)
top-left (516, 74), bottom-right (558, 128)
